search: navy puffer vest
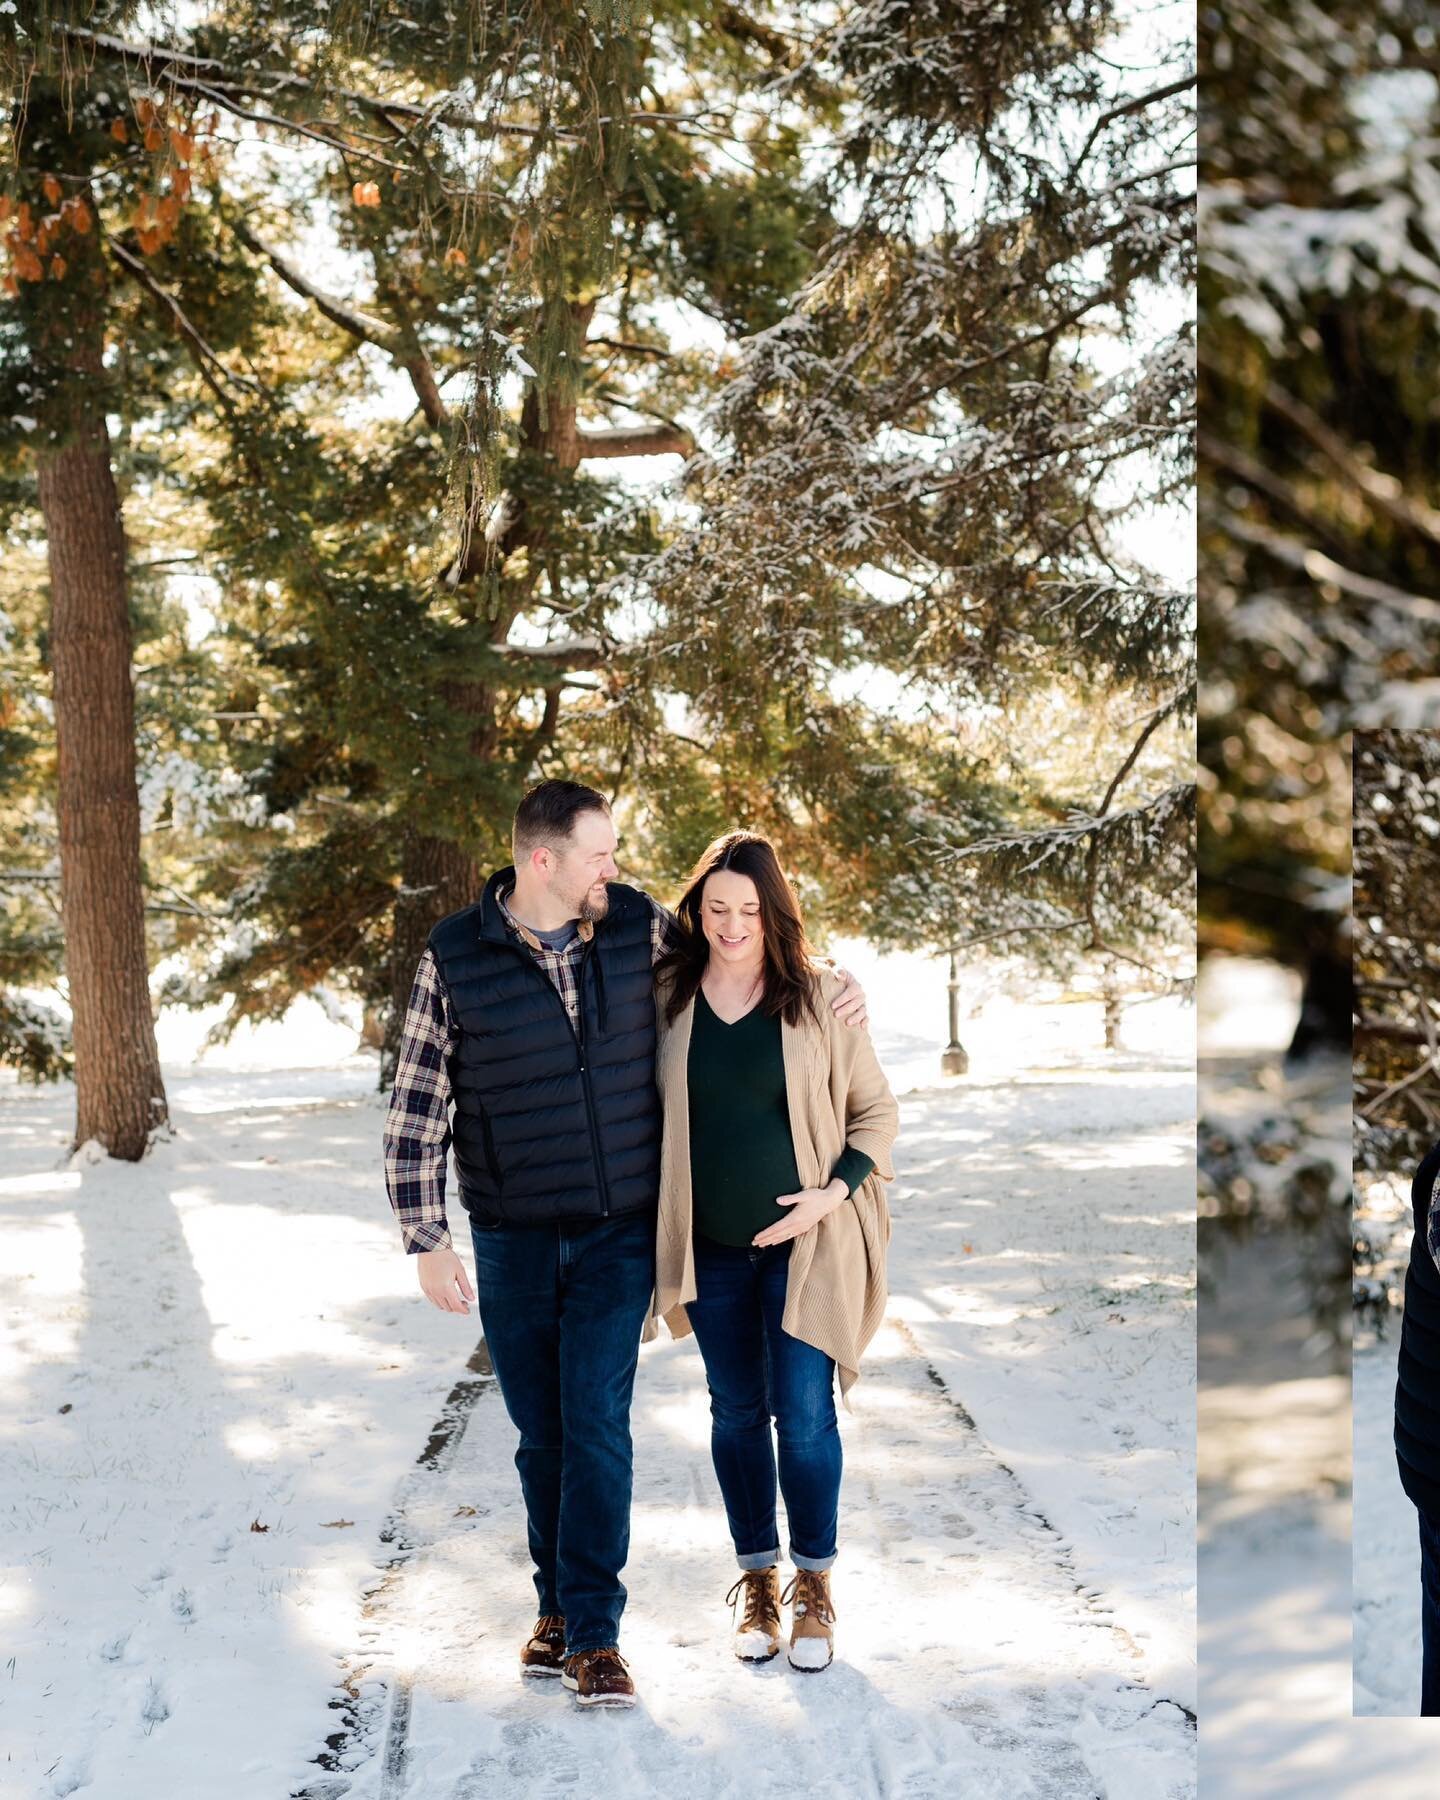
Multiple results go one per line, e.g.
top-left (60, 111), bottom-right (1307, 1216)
top-left (427, 869), bottom-right (661, 1229)
top-left (1398, 1139), bottom-right (1440, 1517)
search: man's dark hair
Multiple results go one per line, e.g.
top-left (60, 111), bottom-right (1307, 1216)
top-left (513, 779), bottom-right (611, 864)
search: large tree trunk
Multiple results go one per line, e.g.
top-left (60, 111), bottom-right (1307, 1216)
top-left (38, 316), bottom-right (169, 1158)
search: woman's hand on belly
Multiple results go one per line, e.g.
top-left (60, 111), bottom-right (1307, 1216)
top-left (751, 1178), bottom-right (848, 1246)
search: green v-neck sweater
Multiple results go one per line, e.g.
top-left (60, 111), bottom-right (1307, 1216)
top-left (686, 987), bottom-right (875, 1247)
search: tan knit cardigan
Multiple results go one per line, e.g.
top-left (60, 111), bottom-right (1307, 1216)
top-left (647, 966), bottom-right (900, 1400)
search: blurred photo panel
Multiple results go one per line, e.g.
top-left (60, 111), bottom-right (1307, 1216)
top-left (1200, 0), bottom-right (1440, 1789)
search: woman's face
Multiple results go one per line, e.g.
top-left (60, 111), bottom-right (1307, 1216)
top-left (700, 868), bottom-right (765, 968)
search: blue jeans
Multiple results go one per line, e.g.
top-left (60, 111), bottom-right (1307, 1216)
top-left (684, 1232), bottom-right (841, 1572)
top-left (1421, 1507), bottom-right (1440, 1714)
top-left (468, 1210), bottom-right (655, 1655)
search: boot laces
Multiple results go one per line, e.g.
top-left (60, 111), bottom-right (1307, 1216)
top-left (570, 1646), bottom-right (629, 1678)
top-left (726, 1568), bottom-right (778, 1633)
top-left (780, 1569), bottom-right (836, 1626)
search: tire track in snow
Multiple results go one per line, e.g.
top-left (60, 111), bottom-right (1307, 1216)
top-left (292, 1337), bottom-right (497, 1800)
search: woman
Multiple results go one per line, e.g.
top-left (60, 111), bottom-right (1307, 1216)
top-left (651, 830), bottom-right (899, 1673)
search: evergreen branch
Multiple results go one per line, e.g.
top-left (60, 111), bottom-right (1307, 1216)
top-left (1072, 73), bottom-right (1198, 171)
top-left (185, 80), bottom-right (418, 180)
top-left (587, 337), bottom-right (674, 362)
top-left (1261, 380), bottom-right (1440, 550)
top-left (106, 236), bottom-right (265, 406)
top-left (231, 220), bottom-right (404, 355)
top-left (54, 26), bottom-right (764, 150)
top-left (1224, 513), bottom-right (1440, 619)
top-left (231, 221), bottom-right (448, 429)
top-left (1198, 428), bottom-right (1354, 562)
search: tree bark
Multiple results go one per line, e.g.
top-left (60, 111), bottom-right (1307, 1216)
top-left (381, 300), bottom-right (597, 1082)
top-left (38, 314), bottom-right (170, 1158)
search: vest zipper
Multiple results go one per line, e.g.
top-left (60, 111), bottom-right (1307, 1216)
top-left (576, 939), bottom-right (612, 1218)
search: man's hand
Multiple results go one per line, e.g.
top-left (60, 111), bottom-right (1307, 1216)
top-left (417, 1246), bottom-right (477, 1315)
top-left (830, 964), bottom-right (868, 1030)
top-left (752, 1179), bottom-right (848, 1247)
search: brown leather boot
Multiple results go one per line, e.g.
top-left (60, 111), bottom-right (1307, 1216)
top-left (519, 1614), bottom-right (566, 1678)
top-left (725, 1567), bottom-right (782, 1662)
top-left (561, 1646), bottom-right (636, 1708)
top-left (781, 1568), bottom-right (836, 1671)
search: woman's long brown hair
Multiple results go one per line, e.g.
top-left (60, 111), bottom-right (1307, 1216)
top-left (656, 830), bottom-right (823, 1028)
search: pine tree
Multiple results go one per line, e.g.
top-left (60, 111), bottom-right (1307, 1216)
top-left (3, 2), bottom-right (1194, 1087)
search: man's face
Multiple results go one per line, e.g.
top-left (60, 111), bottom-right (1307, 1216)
top-left (545, 807), bottom-right (619, 920)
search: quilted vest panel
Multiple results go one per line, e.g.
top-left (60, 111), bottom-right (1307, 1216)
top-left (427, 869), bottom-right (662, 1228)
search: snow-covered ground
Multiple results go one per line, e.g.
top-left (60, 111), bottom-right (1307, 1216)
top-left (1198, 956), bottom-right (1436, 1794)
top-left (1354, 1330), bottom-right (1417, 1716)
top-left (1, 951), bottom-right (1196, 1798)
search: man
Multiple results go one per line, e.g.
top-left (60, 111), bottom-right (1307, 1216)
top-left (382, 779), bottom-right (868, 1708)
top-left (1397, 1135), bottom-right (1440, 1714)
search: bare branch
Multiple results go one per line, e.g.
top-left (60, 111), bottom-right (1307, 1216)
top-left (578, 423), bottom-right (694, 459)
top-left (231, 220), bottom-right (448, 429)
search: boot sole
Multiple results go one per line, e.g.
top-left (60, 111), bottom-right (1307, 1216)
top-left (561, 1675), bottom-right (637, 1708)
top-left (787, 1651), bottom-right (834, 1672)
top-left (735, 1645), bottom-right (780, 1662)
top-left (520, 1663), bottom-right (565, 1678)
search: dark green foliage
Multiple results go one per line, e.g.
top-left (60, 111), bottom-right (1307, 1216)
top-left (2, 0), bottom-right (1194, 1069)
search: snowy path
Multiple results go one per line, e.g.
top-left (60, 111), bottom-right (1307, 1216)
top-left (0, 977), bottom-right (1195, 1799)
top-left (314, 1315), bottom-right (1188, 1800)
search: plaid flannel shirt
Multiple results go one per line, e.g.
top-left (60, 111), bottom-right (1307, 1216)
top-left (382, 884), bottom-right (675, 1253)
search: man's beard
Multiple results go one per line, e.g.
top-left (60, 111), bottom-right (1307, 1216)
top-left (577, 885), bottom-right (611, 924)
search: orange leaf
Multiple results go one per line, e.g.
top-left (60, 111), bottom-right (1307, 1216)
top-left (17, 202), bottom-right (32, 239)
top-left (444, 246), bottom-right (468, 269)
top-left (110, 118), bottom-right (128, 144)
top-left (36, 221), bottom-right (54, 255)
top-left (42, 175), bottom-right (62, 206)
top-left (14, 247), bottom-right (44, 282)
top-left (172, 168), bottom-right (192, 202)
top-left (48, 254), bottom-right (67, 280)
top-left (68, 198), bottom-right (93, 234)
top-left (0, 197), bottom-right (10, 223)
top-left (1, 274), bottom-right (18, 298)
top-left (169, 128), bottom-right (195, 163)
top-left (136, 228), bottom-right (162, 256)
top-left (143, 125), bottom-right (165, 154)
top-left (962, 1241), bottom-right (974, 1254)
top-left (136, 98), bottom-right (157, 128)
top-left (352, 180), bottom-right (381, 208)
top-left (158, 194), bottom-right (181, 229)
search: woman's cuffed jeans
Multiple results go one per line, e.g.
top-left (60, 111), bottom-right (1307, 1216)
top-left (469, 1209), bottom-right (654, 1656)
top-left (684, 1231), bottom-right (841, 1572)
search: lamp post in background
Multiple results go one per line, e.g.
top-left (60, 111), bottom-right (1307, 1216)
top-left (942, 947), bottom-right (969, 1075)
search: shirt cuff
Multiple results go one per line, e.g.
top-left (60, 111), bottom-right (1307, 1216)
top-left (403, 1220), bottom-right (454, 1255)
top-left (829, 1147), bottom-right (875, 1196)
